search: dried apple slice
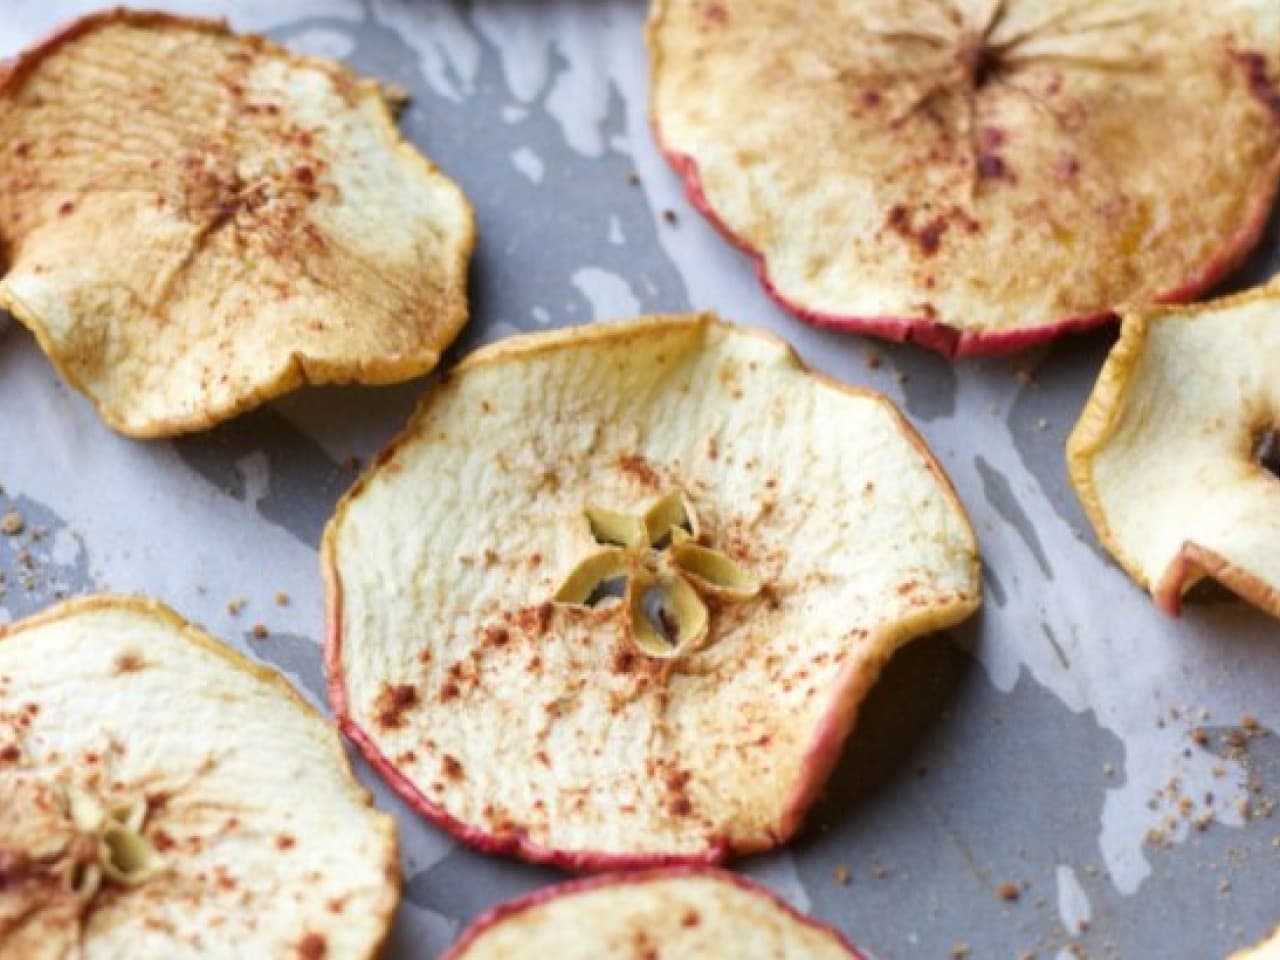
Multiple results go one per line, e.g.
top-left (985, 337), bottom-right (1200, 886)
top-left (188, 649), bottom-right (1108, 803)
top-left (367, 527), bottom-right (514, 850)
top-left (443, 868), bottom-right (865, 959)
top-left (1068, 281), bottom-right (1280, 619)
top-left (325, 314), bottom-right (981, 868)
top-left (648, 1), bottom-right (1280, 356)
top-left (0, 595), bottom-right (398, 959)
top-left (0, 10), bottom-right (474, 437)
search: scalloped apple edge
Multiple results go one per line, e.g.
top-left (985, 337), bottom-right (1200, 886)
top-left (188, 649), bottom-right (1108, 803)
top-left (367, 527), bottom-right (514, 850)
top-left (651, 124), bottom-right (1280, 359)
top-left (0, 7), bottom-right (477, 439)
top-left (439, 866), bottom-right (868, 960)
top-left (0, 592), bottom-right (402, 960)
top-left (1067, 285), bottom-right (1280, 622)
top-left (1155, 543), bottom-right (1280, 620)
top-left (321, 314), bottom-right (982, 871)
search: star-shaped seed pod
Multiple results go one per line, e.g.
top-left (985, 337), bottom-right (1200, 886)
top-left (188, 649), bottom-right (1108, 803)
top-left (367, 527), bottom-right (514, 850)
top-left (58, 786), bottom-right (166, 900)
top-left (554, 491), bottom-right (759, 659)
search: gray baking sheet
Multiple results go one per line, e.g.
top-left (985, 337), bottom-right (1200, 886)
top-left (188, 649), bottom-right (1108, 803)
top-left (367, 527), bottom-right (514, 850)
top-left (2, 2), bottom-right (1278, 957)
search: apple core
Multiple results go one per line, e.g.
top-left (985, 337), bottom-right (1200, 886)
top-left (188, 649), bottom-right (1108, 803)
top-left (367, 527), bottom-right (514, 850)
top-left (553, 489), bottom-right (760, 661)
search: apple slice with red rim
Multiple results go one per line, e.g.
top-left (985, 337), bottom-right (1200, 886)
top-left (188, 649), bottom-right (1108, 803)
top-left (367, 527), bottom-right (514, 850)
top-left (324, 314), bottom-right (981, 869)
top-left (648, 0), bottom-right (1280, 356)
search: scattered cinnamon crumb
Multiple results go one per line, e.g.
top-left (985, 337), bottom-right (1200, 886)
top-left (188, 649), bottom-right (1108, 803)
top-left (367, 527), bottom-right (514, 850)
top-left (663, 209), bottom-right (678, 225)
top-left (1, 511), bottom-right (24, 537)
top-left (833, 865), bottom-right (851, 886)
top-left (252, 624), bottom-right (268, 640)
top-left (227, 598), bottom-right (245, 616)
top-left (864, 350), bottom-right (883, 371)
top-left (275, 592), bottom-right (289, 606)
top-left (950, 943), bottom-right (971, 958)
top-left (996, 881), bottom-right (1021, 902)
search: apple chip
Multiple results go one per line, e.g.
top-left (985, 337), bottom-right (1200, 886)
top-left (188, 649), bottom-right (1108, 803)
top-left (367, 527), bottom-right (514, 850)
top-left (648, 1), bottom-right (1280, 356)
top-left (0, 10), bottom-right (474, 436)
top-left (443, 868), bottom-right (864, 959)
top-left (325, 314), bottom-right (980, 868)
top-left (1068, 281), bottom-right (1280, 619)
top-left (0, 596), bottom-right (398, 959)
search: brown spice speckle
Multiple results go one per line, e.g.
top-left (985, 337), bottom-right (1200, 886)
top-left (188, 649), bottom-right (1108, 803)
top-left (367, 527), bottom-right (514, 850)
top-left (374, 683), bottom-right (420, 730)
top-left (113, 651), bottom-right (146, 674)
top-left (618, 454), bottom-right (661, 489)
top-left (297, 933), bottom-right (327, 960)
top-left (442, 755), bottom-right (464, 780)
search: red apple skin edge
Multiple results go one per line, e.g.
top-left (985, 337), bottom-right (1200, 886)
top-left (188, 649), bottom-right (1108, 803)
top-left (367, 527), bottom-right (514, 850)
top-left (1154, 542), bottom-right (1280, 620)
top-left (323, 537), bottom-right (916, 870)
top-left (655, 133), bottom-right (1280, 359)
top-left (439, 867), bottom-right (869, 960)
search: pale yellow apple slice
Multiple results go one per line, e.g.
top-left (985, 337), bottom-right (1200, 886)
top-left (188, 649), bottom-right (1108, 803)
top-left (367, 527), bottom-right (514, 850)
top-left (1234, 928), bottom-right (1280, 959)
top-left (648, 0), bottom-right (1280, 356)
top-left (325, 314), bottom-right (981, 868)
top-left (0, 596), bottom-right (398, 959)
top-left (443, 868), bottom-right (864, 959)
top-left (0, 10), bottom-right (474, 437)
top-left (1068, 280), bottom-right (1280, 619)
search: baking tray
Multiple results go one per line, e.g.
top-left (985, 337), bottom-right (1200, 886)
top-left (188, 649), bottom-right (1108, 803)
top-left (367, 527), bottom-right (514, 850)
top-left (1, 2), bottom-right (1278, 956)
